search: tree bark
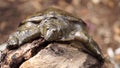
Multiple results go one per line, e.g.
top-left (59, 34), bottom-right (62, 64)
top-left (0, 38), bottom-right (103, 68)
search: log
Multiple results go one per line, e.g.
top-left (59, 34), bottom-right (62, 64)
top-left (0, 38), bottom-right (46, 68)
top-left (0, 38), bottom-right (103, 68)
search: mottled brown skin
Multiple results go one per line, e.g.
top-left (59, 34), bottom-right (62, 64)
top-left (0, 8), bottom-right (104, 62)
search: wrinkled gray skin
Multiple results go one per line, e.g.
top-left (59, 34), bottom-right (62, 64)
top-left (0, 8), bottom-right (104, 62)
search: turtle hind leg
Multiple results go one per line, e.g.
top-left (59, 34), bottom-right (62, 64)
top-left (74, 31), bottom-right (104, 62)
top-left (84, 38), bottom-right (104, 62)
top-left (82, 38), bottom-right (104, 62)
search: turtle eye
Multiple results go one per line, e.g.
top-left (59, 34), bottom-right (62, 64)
top-left (31, 20), bottom-right (41, 24)
top-left (18, 18), bottom-right (42, 27)
top-left (25, 16), bottom-right (43, 24)
top-left (50, 17), bottom-right (57, 19)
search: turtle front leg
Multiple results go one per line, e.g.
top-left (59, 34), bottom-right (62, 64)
top-left (1, 21), bottom-right (41, 50)
top-left (74, 31), bottom-right (104, 62)
top-left (7, 27), bottom-right (40, 49)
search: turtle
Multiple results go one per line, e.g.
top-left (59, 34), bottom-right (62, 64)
top-left (0, 8), bottom-right (104, 62)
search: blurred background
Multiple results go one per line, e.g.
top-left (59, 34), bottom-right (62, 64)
top-left (0, 0), bottom-right (120, 68)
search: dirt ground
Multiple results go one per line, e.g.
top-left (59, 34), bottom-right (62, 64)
top-left (0, 0), bottom-right (120, 68)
